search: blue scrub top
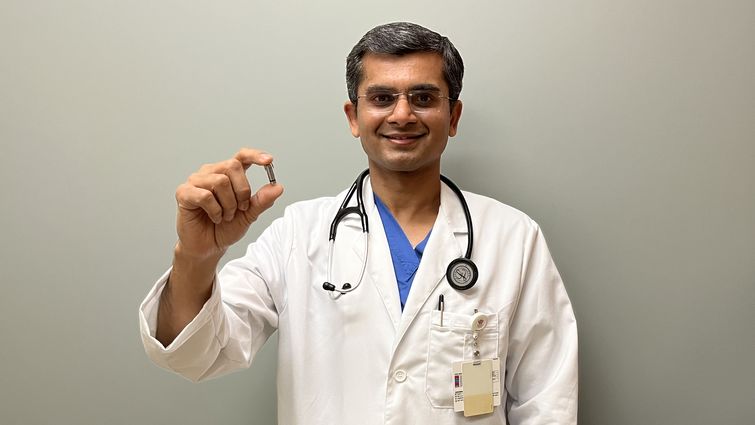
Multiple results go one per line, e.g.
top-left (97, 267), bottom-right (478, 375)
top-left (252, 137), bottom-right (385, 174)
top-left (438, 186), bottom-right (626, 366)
top-left (374, 194), bottom-right (431, 311)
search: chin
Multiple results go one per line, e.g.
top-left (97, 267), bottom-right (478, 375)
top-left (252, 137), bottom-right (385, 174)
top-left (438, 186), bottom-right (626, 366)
top-left (370, 157), bottom-right (437, 174)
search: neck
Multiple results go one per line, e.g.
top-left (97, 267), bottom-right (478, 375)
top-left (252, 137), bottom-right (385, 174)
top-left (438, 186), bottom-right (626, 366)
top-left (368, 164), bottom-right (441, 245)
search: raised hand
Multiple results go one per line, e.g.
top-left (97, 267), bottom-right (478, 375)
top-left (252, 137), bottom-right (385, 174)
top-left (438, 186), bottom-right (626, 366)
top-left (174, 148), bottom-right (284, 259)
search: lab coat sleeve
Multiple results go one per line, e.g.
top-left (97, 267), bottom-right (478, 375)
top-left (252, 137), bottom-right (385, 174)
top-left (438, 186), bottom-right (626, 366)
top-left (139, 214), bottom-right (292, 383)
top-left (505, 222), bottom-right (578, 424)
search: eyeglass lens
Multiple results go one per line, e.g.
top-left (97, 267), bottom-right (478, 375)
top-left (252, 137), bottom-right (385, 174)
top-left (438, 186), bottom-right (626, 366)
top-left (360, 90), bottom-right (448, 113)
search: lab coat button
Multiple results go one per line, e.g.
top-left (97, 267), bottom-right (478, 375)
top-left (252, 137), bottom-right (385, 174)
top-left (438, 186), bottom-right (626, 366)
top-left (393, 369), bottom-right (407, 383)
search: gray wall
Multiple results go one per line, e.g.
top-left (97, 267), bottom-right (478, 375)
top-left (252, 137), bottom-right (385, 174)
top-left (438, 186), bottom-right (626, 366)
top-left (1, 1), bottom-right (753, 424)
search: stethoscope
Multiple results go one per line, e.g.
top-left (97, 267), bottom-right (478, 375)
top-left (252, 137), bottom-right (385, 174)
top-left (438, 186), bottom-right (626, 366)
top-left (322, 169), bottom-right (479, 296)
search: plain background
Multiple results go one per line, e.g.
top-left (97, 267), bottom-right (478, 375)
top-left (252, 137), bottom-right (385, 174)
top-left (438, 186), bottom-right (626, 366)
top-left (1, 1), bottom-right (753, 424)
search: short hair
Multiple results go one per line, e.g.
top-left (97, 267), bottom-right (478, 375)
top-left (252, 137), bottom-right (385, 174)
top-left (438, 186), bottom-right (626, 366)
top-left (346, 22), bottom-right (464, 105)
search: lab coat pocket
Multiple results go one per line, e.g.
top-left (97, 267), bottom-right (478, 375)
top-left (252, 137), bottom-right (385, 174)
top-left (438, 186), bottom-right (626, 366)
top-left (425, 310), bottom-right (499, 408)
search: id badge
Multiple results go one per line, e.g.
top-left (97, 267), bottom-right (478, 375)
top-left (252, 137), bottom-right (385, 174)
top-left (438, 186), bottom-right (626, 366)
top-left (452, 358), bottom-right (501, 416)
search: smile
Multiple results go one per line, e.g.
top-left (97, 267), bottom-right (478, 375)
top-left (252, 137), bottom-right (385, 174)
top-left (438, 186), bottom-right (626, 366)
top-left (383, 133), bottom-right (424, 144)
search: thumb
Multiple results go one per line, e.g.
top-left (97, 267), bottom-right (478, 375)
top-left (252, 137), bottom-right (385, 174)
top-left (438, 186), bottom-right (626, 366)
top-left (244, 183), bottom-right (285, 222)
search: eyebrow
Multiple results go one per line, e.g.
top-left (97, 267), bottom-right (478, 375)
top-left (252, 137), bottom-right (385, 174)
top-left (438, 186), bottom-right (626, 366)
top-left (364, 84), bottom-right (442, 94)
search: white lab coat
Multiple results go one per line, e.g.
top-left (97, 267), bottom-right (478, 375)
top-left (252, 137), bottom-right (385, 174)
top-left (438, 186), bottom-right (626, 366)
top-left (139, 179), bottom-right (578, 424)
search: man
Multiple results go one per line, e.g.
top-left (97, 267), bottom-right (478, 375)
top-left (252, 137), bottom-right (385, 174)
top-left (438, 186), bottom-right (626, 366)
top-left (140, 22), bottom-right (578, 424)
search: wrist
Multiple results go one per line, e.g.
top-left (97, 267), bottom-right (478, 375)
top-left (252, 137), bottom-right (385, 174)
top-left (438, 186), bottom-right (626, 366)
top-left (173, 241), bottom-right (226, 264)
top-left (172, 243), bottom-right (224, 284)
top-left (168, 243), bottom-right (223, 299)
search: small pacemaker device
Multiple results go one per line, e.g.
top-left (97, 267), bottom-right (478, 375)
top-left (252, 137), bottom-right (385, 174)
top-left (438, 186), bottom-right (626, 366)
top-left (264, 163), bottom-right (276, 184)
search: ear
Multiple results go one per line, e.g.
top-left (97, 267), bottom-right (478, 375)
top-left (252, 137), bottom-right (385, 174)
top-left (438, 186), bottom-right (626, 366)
top-left (448, 100), bottom-right (463, 137)
top-left (344, 101), bottom-right (360, 138)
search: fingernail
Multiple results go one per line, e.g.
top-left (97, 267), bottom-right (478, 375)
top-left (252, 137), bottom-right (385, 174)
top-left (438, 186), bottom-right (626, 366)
top-left (240, 200), bottom-right (249, 211)
top-left (260, 154), bottom-right (272, 162)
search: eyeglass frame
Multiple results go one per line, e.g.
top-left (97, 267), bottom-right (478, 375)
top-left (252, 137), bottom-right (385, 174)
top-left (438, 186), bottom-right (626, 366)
top-left (355, 87), bottom-right (458, 115)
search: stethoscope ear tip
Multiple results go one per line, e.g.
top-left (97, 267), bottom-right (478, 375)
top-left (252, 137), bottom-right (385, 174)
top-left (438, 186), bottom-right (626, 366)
top-left (322, 281), bottom-right (355, 295)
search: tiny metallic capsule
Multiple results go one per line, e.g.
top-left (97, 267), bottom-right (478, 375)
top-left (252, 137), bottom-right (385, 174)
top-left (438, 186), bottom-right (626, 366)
top-left (264, 163), bottom-right (276, 184)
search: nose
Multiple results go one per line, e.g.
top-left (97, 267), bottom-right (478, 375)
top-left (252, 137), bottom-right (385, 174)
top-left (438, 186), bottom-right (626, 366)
top-left (387, 94), bottom-right (417, 125)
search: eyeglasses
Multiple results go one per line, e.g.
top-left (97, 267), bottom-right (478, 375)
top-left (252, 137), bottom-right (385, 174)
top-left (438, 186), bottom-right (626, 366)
top-left (356, 90), bottom-right (456, 115)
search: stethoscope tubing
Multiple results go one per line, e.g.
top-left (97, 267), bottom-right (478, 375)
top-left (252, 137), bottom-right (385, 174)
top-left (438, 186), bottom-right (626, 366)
top-left (439, 174), bottom-right (474, 260)
top-left (329, 169), bottom-right (370, 241)
top-left (324, 169), bottom-right (476, 295)
top-left (326, 235), bottom-right (370, 298)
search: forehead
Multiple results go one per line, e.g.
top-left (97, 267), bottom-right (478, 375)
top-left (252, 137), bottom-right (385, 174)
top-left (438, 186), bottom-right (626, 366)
top-left (359, 52), bottom-right (447, 92)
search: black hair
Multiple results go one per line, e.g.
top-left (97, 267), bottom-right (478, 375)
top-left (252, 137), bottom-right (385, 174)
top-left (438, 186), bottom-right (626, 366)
top-left (346, 22), bottom-right (464, 105)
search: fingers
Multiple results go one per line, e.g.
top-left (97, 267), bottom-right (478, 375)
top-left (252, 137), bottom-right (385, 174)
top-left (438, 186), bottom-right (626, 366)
top-left (234, 148), bottom-right (273, 169)
top-left (198, 158), bottom-right (252, 214)
top-left (178, 149), bottom-right (278, 223)
top-left (187, 173), bottom-right (239, 222)
top-left (226, 159), bottom-right (252, 212)
top-left (245, 183), bottom-right (285, 222)
top-left (176, 183), bottom-right (223, 224)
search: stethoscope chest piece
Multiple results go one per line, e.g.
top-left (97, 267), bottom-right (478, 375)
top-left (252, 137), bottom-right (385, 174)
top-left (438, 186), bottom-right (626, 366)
top-left (446, 257), bottom-right (479, 291)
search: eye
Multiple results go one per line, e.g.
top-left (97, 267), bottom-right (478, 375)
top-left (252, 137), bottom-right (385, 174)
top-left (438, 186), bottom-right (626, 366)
top-left (410, 91), bottom-right (438, 108)
top-left (368, 93), bottom-right (396, 107)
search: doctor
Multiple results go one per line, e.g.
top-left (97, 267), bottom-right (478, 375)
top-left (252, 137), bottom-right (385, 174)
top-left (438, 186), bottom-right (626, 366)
top-left (140, 22), bottom-right (578, 424)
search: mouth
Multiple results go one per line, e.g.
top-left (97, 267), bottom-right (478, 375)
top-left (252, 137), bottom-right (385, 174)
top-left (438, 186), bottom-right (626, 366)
top-left (382, 133), bottom-right (425, 145)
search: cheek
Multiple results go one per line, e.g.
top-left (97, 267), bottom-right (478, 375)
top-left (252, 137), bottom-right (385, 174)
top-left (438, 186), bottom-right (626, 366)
top-left (360, 117), bottom-right (382, 134)
top-left (428, 117), bottom-right (451, 135)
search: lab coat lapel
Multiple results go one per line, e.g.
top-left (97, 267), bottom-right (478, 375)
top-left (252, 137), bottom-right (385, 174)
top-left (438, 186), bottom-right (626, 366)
top-left (332, 185), bottom-right (370, 300)
top-left (355, 179), bottom-right (403, 330)
top-left (395, 183), bottom-right (467, 345)
top-left (336, 176), bottom-right (401, 331)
